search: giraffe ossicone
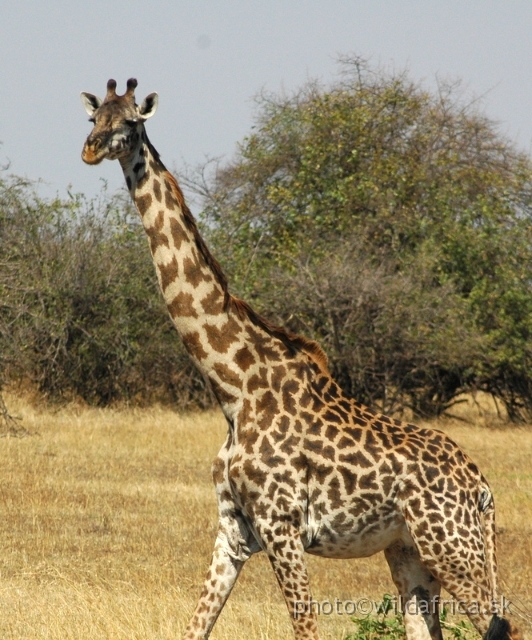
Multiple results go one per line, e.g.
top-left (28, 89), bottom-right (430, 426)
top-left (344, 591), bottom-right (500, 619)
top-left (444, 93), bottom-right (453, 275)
top-left (80, 79), bottom-right (521, 640)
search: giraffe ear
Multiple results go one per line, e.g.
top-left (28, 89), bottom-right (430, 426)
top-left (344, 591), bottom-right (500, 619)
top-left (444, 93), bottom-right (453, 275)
top-left (80, 92), bottom-right (103, 117)
top-left (139, 92), bottom-right (159, 120)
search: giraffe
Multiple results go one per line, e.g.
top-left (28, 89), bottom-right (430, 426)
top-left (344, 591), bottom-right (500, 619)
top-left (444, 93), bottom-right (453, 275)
top-left (80, 79), bottom-right (521, 640)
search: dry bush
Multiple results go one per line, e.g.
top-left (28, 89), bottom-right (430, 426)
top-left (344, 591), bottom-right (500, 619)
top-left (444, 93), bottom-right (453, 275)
top-left (0, 176), bottom-right (211, 408)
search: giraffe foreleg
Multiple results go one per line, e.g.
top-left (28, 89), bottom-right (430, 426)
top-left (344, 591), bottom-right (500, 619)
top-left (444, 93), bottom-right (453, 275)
top-left (183, 517), bottom-right (259, 640)
top-left (384, 542), bottom-right (443, 640)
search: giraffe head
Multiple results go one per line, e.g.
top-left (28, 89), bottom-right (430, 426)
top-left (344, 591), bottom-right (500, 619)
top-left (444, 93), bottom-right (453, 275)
top-left (80, 78), bottom-right (158, 165)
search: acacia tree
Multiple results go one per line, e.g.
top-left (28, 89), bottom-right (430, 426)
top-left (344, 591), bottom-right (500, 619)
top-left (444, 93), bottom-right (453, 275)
top-left (194, 57), bottom-right (532, 420)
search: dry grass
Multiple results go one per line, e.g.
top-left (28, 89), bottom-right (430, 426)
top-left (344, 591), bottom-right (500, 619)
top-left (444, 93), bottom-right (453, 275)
top-left (0, 392), bottom-right (530, 639)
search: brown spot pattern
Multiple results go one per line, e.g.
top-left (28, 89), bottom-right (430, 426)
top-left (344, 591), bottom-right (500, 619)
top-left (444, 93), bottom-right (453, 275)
top-left (204, 318), bottom-right (242, 353)
top-left (167, 291), bottom-right (198, 318)
top-left (165, 186), bottom-right (177, 210)
top-left (181, 331), bottom-right (208, 360)
top-left (213, 362), bottom-right (243, 390)
top-left (234, 345), bottom-right (256, 372)
top-left (169, 216), bottom-right (185, 250)
top-left (200, 288), bottom-right (224, 315)
top-left (145, 210), bottom-right (169, 255)
top-left (183, 255), bottom-right (212, 288)
top-left (153, 178), bottom-right (162, 202)
top-left (158, 255), bottom-right (179, 291)
top-left (209, 377), bottom-right (237, 405)
top-left (136, 192), bottom-right (152, 216)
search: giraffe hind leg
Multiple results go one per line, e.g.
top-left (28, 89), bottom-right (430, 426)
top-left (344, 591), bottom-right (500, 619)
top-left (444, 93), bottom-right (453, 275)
top-left (384, 542), bottom-right (444, 640)
top-left (405, 510), bottom-right (511, 639)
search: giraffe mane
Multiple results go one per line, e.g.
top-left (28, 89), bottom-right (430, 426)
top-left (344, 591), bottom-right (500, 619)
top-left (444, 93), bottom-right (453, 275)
top-left (229, 297), bottom-right (330, 374)
top-left (147, 144), bottom-right (329, 374)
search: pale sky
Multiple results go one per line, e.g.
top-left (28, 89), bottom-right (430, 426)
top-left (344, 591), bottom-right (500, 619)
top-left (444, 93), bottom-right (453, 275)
top-left (1, 1), bottom-right (532, 205)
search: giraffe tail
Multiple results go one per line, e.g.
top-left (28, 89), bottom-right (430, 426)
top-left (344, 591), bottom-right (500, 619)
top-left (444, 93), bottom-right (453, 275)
top-left (478, 486), bottom-right (498, 607)
top-left (479, 486), bottom-right (522, 640)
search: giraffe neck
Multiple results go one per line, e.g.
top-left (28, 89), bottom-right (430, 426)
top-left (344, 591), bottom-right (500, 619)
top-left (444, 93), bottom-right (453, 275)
top-left (118, 131), bottom-right (287, 414)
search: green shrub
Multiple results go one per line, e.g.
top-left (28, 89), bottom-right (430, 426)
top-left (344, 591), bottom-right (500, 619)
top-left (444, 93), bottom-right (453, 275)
top-left (346, 594), bottom-right (476, 640)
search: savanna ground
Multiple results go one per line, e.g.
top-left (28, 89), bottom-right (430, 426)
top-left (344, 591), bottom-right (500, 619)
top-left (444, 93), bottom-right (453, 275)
top-left (0, 392), bottom-right (530, 640)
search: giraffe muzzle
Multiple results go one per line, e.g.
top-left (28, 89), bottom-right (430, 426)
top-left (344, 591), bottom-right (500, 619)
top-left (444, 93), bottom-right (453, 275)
top-left (81, 136), bottom-right (105, 165)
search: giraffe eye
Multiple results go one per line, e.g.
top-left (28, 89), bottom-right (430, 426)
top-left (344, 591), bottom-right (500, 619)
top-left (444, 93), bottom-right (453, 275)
top-left (125, 119), bottom-right (138, 126)
top-left (88, 117), bottom-right (95, 123)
